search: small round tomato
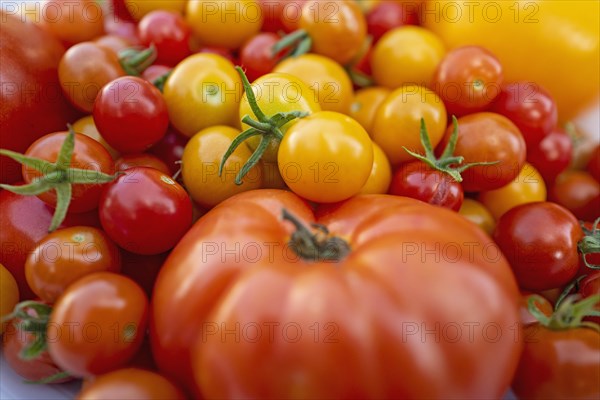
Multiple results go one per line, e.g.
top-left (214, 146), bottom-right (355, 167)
top-left (348, 87), bottom-right (390, 134)
top-left (94, 76), bottom-right (169, 154)
top-left (59, 42), bottom-right (125, 113)
top-left (37, 0), bottom-right (105, 46)
top-left (458, 198), bottom-right (495, 235)
top-left (124, 0), bottom-right (186, 20)
top-left (587, 145), bottom-right (600, 182)
top-left (115, 154), bottom-right (170, 175)
top-left (186, 0), bottom-right (263, 49)
top-left (431, 46), bottom-right (503, 117)
top-left (239, 33), bottom-right (286, 82)
top-left (274, 54), bottom-right (354, 114)
top-left (371, 26), bottom-right (445, 89)
top-left (77, 368), bottom-right (186, 399)
top-left (48, 272), bottom-right (148, 377)
top-left (182, 126), bottom-right (263, 208)
top-left (491, 82), bottom-right (558, 149)
top-left (278, 111), bottom-right (373, 203)
top-left (372, 85), bottom-right (447, 165)
top-left (389, 161), bottom-right (464, 211)
top-left (147, 127), bottom-right (188, 175)
top-left (527, 128), bottom-right (573, 185)
top-left (478, 163), bottom-right (547, 221)
top-left (94, 34), bottom-right (134, 54)
top-left (549, 170), bottom-right (600, 221)
top-left (23, 131), bottom-right (115, 213)
top-left (138, 10), bottom-right (192, 66)
top-left (299, 0), bottom-right (367, 65)
top-left (25, 226), bottom-right (121, 303)
top-left (366, 0), bottom-right (420, 43)
top-left (0, 264), bottom-right (19, 334)
top-left (438, 112), bottom-right (526, 192)
top-left (163, 53), bottom-right (242, 137)
top-left (359, 143), bottom-right (391, 195)
top-left (100, 167), bottom-right (192, 255)
top-left (494, 202), bottom-right (583, 291)
top-left (72, 115), bottom-right (120, 160)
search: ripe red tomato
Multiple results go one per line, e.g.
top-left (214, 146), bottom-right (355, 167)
top-left (152, 190), bottom-right (521, 398)
top-left (437, 113), bottom-right (526, 192)
top-left (431, 46), bottom-right (503, 117)
top-left (388, 161), bottom-right (464, 211)
top-left (366, 0), bottom-right (420, 43)
top-left (491, 82), bottom-right (558, 149)
top-left (99, 167), bottom-right (192, 255)
top-left (549, 170), bottom-right (600, 221)
top-left (138, 10), bottom-right (192, 66)
top-left (527, 127), bottom-right (573, 184)
top-left (493, 202), bottom-right (583, 291)
top-left (239, 33), bottom-right (287, 82)
top-left (93, 76), bottom-right (169, 154)
top-left (0, 13), bottom-right (80, 184)
top-left (48, 272), bottom-right (149, 377)
top-left (115, 154), bottom-right (171, 175)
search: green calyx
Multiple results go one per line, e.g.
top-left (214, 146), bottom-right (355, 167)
top-left (0, 126), bottom-right (120, 232)
top-left (271, 29), bottom-right (312, 59)
top-left (152, 70), bottom-right (172, 93)
top-left (282, 209), bottom-right (350, 262)
top-left (119, 44), bottom-right (157, 76)
top-left (1, 301), bottom-right (52, 361)
top-left (345, 35), bottom-right (374, 88)
top-left (579, 218), bottom-right (600, 269)
top-left (219, 66), bottom-right (308, 185)
top-left (404, 116), bottom-right (499, 183)
top-left (528, 294), bottom-right (600, 333)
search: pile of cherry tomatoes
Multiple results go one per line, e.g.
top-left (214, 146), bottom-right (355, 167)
top-left (0, 1), bottom-right (599, 399)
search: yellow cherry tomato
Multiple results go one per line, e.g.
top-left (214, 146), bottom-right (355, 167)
top-left (164, 53), bottom-right (242, 137)
top-left (125, 0), bottom-right (186, 20)
top-left (349, 87), bottom-right (391, 135)
top-left (372, 85), bottom-right (447, 165)
top-left (239, 72), bottom-right (321, 162)
top-left (423, 0), bottom-right (600, 120)
top-left (182, 126), bottom-right (263, 208)
top-left (478, 163), bottom-right (547, 221)
top-left (458, 198), bottom-right (496, 235)
top-left (274, 54), bottom-right (354, 114)
top-left (371, 26), bottom-right (446, 89)
top-left (359, 142), bottom-right (392, 195)
top-left (72, 115), bottom-right (120, 160)
top-left (186, 0), bottom-right (263, 49)
top-left (1, 263), bottom-right (19, 334)
top-left (278, 111), bottom-right (373, 203)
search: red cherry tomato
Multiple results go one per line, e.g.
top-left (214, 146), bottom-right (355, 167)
top-left (527, 127), bottom-right (573, 184)
top-left (366, 0), bottom-right (420, 43)
top-left (491, 82), bottom-right (558, 149)
top-left (115, 154), bottom-right (171, 175)
top-left (138, 10), bottom-right (192, 66)
top-left (240, 33), bottom-right (287, 82)
top-left (99, 167), bottom-right (192, 255)
top-left (94, 76), bottom-right (169, 154)
top-left (388, 161), bottom-right (464, 211)
top-left (549, 170), bottom-right (600, 221)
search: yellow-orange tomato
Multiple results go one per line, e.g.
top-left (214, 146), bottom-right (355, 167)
top-left (478, 163), bottom-right (547, 221)
top-left (458, 198), bottom-right (496, 235)
top-left (0, 264), bottom-right (19, 334)
top-left (359, 142), bottom-right (392, 195)
top-left (186, 0), bottom-right (263, 49)
top-left (274, 54), bottom-right (354, 114)
top-left (182, 126), bottom-right (263, 208)
top-left (371, 26), bottom-right (445, 89)
top-left (72, 115), bottom-right (120, 159)
top-left (125, 0), bottom-right (186, 20)
top-left (349, 87), bottom-right (391, 134)
top-left (371, 85), bottom-right (447, 165)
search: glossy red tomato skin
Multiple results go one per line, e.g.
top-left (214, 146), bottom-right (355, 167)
top-left (388, 161), bottom-right (464, 211)
top-left (240, 33), bottom-right (286, 82)
top-left (0, 13), bottom-right (80, 184)
top-left (512, 326), bottom-right (600, 400)
top-left (115, 153), bottom-right (171, 175)
top-left (99, 167), bottom-right (192, 255)
top-left (93, 76), bottom-right (169, 154)
top-left (147, 127), bottom-right (188, 175)
top-left (138, 10), bottom-right (192, 66)
top-left (527, 128), bottom-right (573, 185)
top-left (23, 132), bottom-right (115, 213)
top-left (587, 145), bottom-right (600, 183)
top-left (493, 202), bottom-right (583, 291)
top-left (437, 113), bottom-right (526, 192)
top-left (0, 190), bottom-right (100, 300)
top-left (549, 170), bottom-right (600, 221)
top-left (366, 1), bottom-right (420, 43)
top-left (152, 190), bottom-right (521, 398)
top-left (258, 0), bottom-right (286, 32)
top-left (491, 82), bottom-right (558, 149)
top-left (431, 46), bottom-right (503, 117)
